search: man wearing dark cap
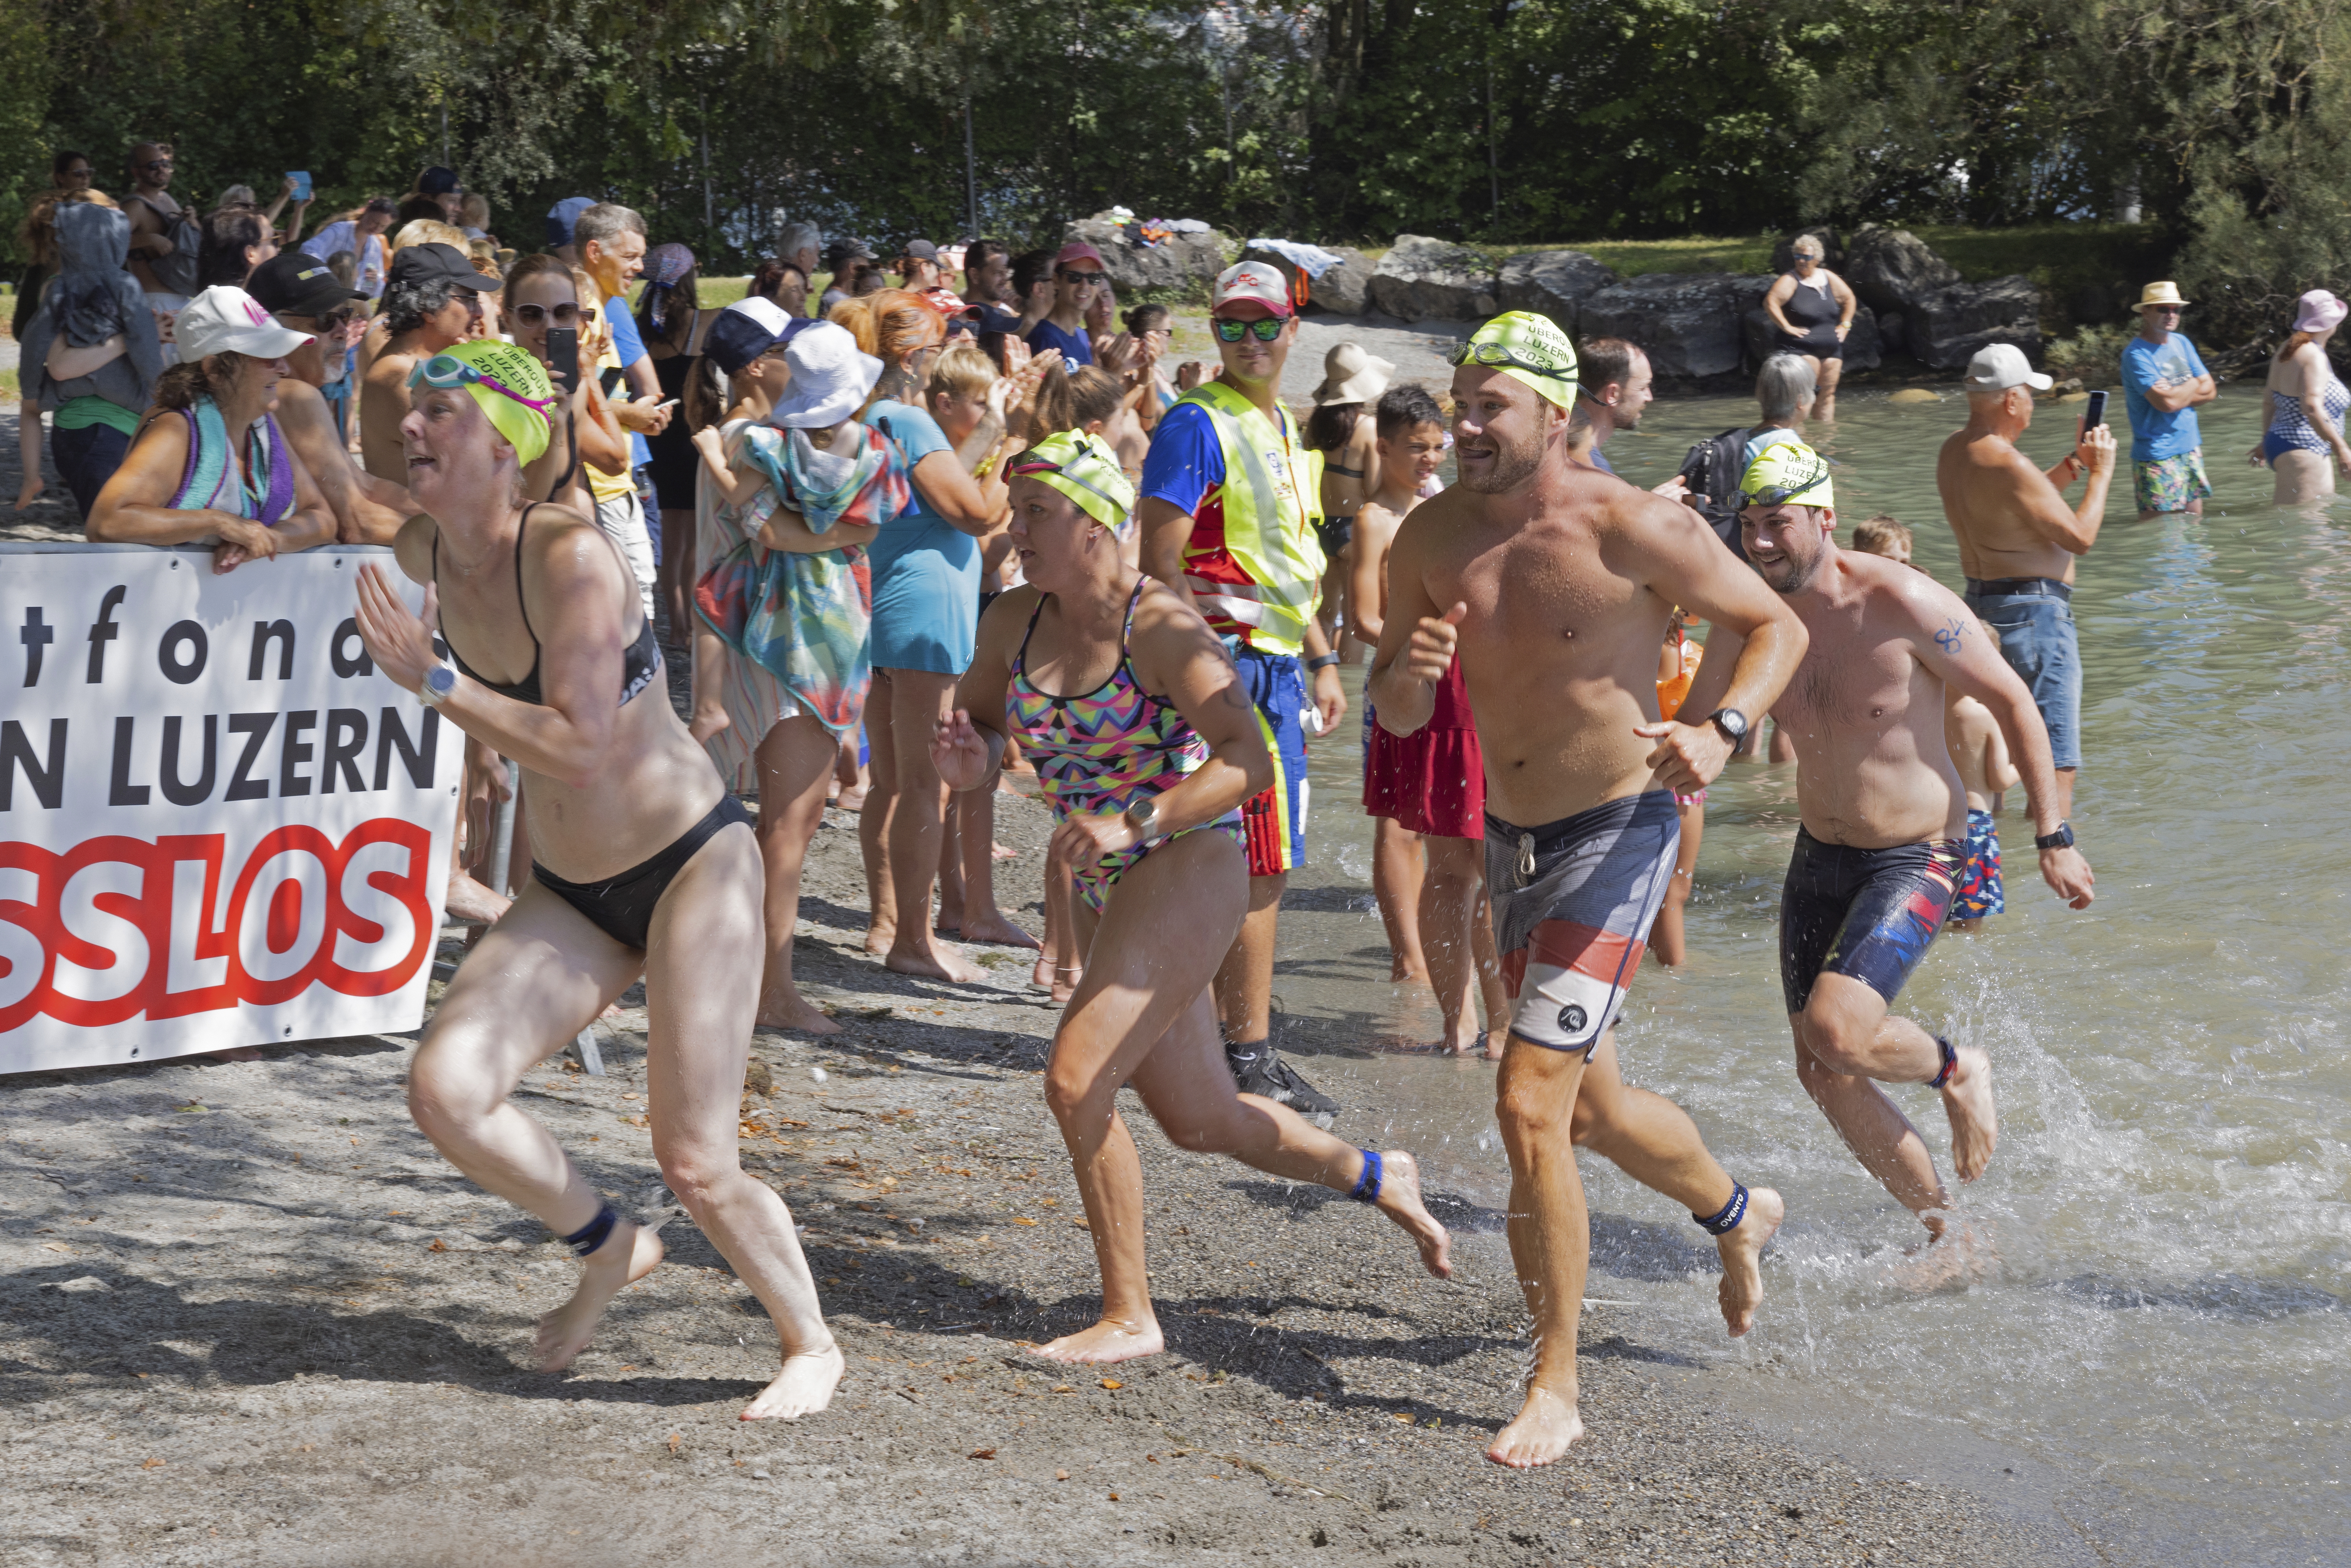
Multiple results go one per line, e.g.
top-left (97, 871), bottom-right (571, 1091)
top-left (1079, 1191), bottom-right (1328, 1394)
top-left (360, 242), bottom-right (496, 483)
top-left (301, 196), bottom-right (396, 298)
top-left (249, 251), bottom-right (415, 544)
top-left (412, 165), bottom-right (462, 224)
top-left (546, 196), bottom-right (596, 266)
top-left (896, 239), bottom-right (943, 291)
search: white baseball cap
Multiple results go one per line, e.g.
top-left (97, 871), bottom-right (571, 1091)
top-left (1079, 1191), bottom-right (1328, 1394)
top-left (1962, 342), bottom-right (2052, 394)
top-left (174, 285), bottom-right (314, 362)
top-left (1211, 261), bottom-right (1294, 318)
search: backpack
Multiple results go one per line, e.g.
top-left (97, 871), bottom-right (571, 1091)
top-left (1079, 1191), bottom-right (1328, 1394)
top-left (1677, 425), bottom-right (1751, 559)
top-left (128, 194), bottom-right (200, 295)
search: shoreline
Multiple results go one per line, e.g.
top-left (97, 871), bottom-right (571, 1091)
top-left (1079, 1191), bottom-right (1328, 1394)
top-left (2, 786), bottom-right (2086, 1566)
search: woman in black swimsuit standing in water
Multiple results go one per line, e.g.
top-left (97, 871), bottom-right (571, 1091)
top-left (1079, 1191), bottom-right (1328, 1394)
top-left (1761, 234), bottom-right (1858, 420)
top-left (353, 338), bottom-right (842, 1421)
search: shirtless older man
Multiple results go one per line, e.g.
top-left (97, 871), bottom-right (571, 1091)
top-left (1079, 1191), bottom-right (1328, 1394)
top-left (1937, 344), bottom-right (2116, 819)
top-left (1368, 313), bottom-right (1807, 1468)
top-left (1688, 442), bottom-right (2095, 1241)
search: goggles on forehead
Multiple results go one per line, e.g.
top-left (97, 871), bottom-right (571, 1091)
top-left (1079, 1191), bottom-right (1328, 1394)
top-left (1449, 338), bottom-right (1576, 385)
top-left (407, 351), bottom-right (558, 414)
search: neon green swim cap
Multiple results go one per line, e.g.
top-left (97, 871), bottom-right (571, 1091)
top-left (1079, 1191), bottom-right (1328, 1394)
top-left (1450, 311), bottom-right (1580, 409)
top-left (407, 339), bottom-right (556, 466)
top-left (1007, 429), bottom-right (1135, 530)
top-left (1739, 439), bottom-right (1834, 512)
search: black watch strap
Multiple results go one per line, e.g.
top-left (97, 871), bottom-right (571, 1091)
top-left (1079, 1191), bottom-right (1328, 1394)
top-left (2033, 821), bottom-right (2075, 850)
top-left (1303, 653), bottom-right (1341, 672)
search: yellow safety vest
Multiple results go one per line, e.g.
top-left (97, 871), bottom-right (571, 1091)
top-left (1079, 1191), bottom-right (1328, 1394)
top-left (1175, 379), bottom-right (1325, 655)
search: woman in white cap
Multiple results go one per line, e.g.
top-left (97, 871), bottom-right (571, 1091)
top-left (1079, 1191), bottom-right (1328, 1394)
top-left (86, 283), bottom-right (335, 571)
top-left (2254, 288), bottom-right (2351, 504)
top-left (933, 430), bottom-right (1452, 1364)
top-left (1303, 340), bottom-right (1395, 646)
top-left (351, 337), bottom-right (844, 1422)
top-left (686, 308), bottom-right (885, 1034)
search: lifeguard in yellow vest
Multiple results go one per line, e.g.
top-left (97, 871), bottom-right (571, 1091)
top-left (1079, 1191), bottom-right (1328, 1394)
top-left (1137, 261), bottom-right (1346, 1118)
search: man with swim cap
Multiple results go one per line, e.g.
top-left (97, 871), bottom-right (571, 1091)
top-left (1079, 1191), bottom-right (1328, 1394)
top-left (1368, 311), bottom-right (1807, 1468)
top-left (1685, 440), bottom-right (2094, 1247)
top-left (1937, 343), bottom-right (2115, 820)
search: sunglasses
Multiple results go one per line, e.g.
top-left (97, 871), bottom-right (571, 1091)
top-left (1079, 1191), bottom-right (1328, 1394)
top-left (139, 158), bottom-right (174, 171)
top-left (1060, 270), bottom-right (1108, 287)
top-left (1213, 316), bottom-right (1286, 343)
top-left (511, 301), bottom-right (582, 327)
top-left (407, 353), bottom-right (556, 413)
top-left (1449, 339), bottom-right (1577, 383)
top-left (283, 307), bottom-right (363, 334)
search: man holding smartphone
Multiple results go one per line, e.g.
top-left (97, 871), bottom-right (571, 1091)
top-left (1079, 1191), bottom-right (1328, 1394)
top-left (2120, 280), bottom-right (2218, 518)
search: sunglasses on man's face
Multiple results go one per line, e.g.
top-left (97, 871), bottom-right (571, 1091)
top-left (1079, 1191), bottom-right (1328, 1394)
top-left (1213, 316), bottom-right (1285, 343)
top-left (512, 302), bottom-right (582, 327)
top-left (139, 158), bottom-right (173, 172)
top-left (1060, 270), bottom-right (1107, 287)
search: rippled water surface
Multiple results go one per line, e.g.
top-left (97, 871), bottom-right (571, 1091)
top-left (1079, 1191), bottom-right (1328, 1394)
top-left (1269, 384), bottom-right (2349, 1564)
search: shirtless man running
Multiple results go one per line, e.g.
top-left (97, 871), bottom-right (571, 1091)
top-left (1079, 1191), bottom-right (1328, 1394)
top-left (1937, 344), bottom-right (2116, 820)
top-left (1368, 314), bottom-right (1808, 1468)
top-left (1687, 441), bottom-right (2096, 1241)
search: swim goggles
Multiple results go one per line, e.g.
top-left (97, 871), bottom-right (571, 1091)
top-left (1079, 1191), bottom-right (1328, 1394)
top-left (1448, 338), bottom-right (1577, 385)
top-left (1213, 316), bottom-right (1285, 343)
top-left (1743, 475), bottom-right (1830, 507)
top-left (407, 351), bottom-right (559, 414)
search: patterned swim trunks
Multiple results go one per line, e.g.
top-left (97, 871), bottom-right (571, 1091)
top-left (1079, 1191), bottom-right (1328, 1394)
top-left (1950, 807), bottom-right (2004, 922)
top-left (2133, 449), bottom-right (2211, 515)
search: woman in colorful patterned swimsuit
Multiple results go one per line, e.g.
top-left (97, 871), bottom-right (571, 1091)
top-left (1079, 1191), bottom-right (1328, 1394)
top-left (932, 431), bottom-right (1454, 1365)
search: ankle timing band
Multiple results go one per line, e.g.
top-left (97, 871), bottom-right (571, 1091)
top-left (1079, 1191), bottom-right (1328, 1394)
top-left (1928, 1035), bottom-right (1958, 1090)
top-left (1693, 1182), bottom-right (1748, 1236)
top-left (1349, 1149), bottom-right (1384, 1203)
top-left (562, 1200), bottom-right (620, 1258)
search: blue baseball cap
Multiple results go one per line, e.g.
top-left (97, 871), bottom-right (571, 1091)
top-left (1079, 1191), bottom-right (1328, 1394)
top-left (545, 196), bottom-right (595, 248)
top-left (706, 297), bottom-right (815, 377)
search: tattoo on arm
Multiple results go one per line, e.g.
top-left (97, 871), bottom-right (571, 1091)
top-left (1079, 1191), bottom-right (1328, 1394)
top-left (1933, 618), bottom-right (1966, 654)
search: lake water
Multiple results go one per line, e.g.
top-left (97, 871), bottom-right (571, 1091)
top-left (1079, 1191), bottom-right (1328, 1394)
top-left (1267, 383), bottom-right (2349, 1565)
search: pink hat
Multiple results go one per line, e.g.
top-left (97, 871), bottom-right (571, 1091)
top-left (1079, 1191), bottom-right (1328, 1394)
top-left (1211, 261), bottom-right (1294, 318)
top-left (2294, 289), bottom-right (2348, 335)
top-left (1053, 240), bottom-right (1106, 272)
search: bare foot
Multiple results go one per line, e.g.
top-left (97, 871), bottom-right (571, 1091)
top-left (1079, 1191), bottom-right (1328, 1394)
top-left (1481, 1032), bottom-right (1506, 1063)
top-left (1715, 1185), bottom-right (1784, 1337)
top-left (1368, 1151), bottom-right (1452, 1279)
top-left (1889, 1219), bottom-right (1996, 1291)
top-left (535, 1219), bottom-right (664, 1372)
top-left (1035, 1316), bottom-right (1164, 1364)
top-left (1941, 1045), bottom-right (1998, 1182)
top-left (15, 480), bottom-right (44, 510)
top-left (834, 788), bottom-right (869, 813)
top-left (1486, 1383), bottom-right (1583, 1468)
top-left (740, 1342), bottom-right (845, 1421)
top-left (991, 840), bottom-right (1019, 861)
top-left (1442, 1028), bottom-right (1484, 1057)
top-left (444, 870), bottom-right (512, 927)
top-left (756, 995), bottom-right (843, 1035)
top-left (862, 921), bottom-right (894, 957)
top-left (1050, 966), bottom-right (1082, 1006)
top-left (1390, 956), bottom-right (1429, 984)
top-left (885, 939), bottom-right (987, 984)
top-left (954, 914), bottom-right (1042, 951)
top-left (688, 705), bottom-right (730, 745)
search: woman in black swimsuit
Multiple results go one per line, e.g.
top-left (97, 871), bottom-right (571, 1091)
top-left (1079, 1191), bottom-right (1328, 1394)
top-left (1761, 235), bottom-right (1858, 419)
top-left (502, 254), bottom-right (630, 514)
top-left (353, 339), bottom-right (842, 1422)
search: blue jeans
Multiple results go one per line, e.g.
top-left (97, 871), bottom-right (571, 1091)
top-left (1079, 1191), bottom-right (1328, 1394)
top-left (52, 421), bottom-right (132, 518)
top-left (1967, 584), bottom-right (2081, 770)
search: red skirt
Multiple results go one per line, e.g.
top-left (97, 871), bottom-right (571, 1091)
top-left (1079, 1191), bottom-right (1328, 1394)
top-left (1364, 658), bottom-right (1485, 840)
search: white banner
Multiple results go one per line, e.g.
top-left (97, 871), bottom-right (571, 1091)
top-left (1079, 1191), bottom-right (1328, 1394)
top-left (0, 544), bottom-right (458, 1074)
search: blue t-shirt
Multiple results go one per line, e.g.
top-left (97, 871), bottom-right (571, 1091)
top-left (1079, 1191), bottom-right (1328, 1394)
top-left (1139, 399), bottom-right (1225, 515)
top-left (604, 296), bottom-right (653, 469)
top-left (863, 400), bottom-right (978, 675)
top-left (1024, 317), bottom-right (1094, 368)
top-left (2120, 333), bottom-right (2209, 463)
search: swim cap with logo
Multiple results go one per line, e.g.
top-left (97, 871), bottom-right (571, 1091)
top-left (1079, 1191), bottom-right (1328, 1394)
top-left (1739, 439), bottom-right (1834, 512)
top-left (408, 338), bottom-right (555, 466)
top-left (1008, 429), bottom-right (1135, 529)
top-left (1450, 311), bottom-right (1580, 409)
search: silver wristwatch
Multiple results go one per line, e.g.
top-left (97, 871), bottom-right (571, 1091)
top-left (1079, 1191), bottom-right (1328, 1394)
top-left (1122, 795), bottom-right (1161, 843)
top-left (418, 658), bottom-right (458, 708)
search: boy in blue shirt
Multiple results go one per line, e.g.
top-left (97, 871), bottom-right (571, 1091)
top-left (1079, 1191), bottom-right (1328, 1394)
top-left (2119, 281), bottom-right (2217, 518)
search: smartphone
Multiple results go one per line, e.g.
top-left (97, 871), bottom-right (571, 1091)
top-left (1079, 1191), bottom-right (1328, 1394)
top-left (547, 326), bottom-right (579, 394)
top-left (2083, 389), bottom-right (2109, 431)
top-left (287, 170), bottom-right (312, 202)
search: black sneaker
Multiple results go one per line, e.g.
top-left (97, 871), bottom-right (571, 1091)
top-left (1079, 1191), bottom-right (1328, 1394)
top-left (1225, 1039), bottom-right (1339, 1126)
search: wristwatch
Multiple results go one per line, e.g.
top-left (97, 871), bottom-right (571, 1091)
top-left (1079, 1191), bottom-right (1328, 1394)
top-left (1303, 653), bottom-right (1342, 673)
top-left (1705, 707), bottom-right (1750, 745)
top-left (417, 658), bottom-right (458, 709)
top-left (1122, 795), bottom-right (1162, 843)
top-left (2034, 821), bottom-right (2076, 850)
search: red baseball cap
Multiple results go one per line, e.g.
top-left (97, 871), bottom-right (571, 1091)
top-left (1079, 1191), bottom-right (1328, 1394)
top-left (1211, 261), bottom-right (1294, 318)
top-left (1054, 240), bottom-right (1107, 272)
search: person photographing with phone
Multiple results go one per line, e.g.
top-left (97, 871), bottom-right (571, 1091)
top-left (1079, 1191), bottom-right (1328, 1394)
top-left (1936, 344), bottom-right (2116, 822)
top-left (2118, 281), bottom-right (2216, 518)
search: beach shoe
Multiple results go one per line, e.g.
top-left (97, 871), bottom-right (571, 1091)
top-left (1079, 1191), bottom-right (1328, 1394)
top-left (1225, 1039), bottom-right (1339, 1127)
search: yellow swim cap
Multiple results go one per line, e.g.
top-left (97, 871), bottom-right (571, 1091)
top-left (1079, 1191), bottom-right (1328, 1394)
top-left (1451, 311), bottom-right (1579, 409)
top-left (1008, 429), bottom-right (1135, 530)
top-left (407, 339), bottom-right (556, 466)
top-left (1739, 439), bottom-right (1834, 512)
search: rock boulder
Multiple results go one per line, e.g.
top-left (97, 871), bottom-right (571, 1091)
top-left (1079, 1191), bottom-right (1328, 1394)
top-left (1844, 225), bottom-right (1961, 316)
top-left (1907, 275), bottom-right (2044, 370)
top-left (1496, 249), bottom-right (1618, 337)
top-left (1368, 235), bottom-right (1498, 322)
top-left (1741, 303), bottom-right (1882, 373)
top-left (1576, 273), bottom-right (1771, 382)
top-left (1065, 218), bottom-right (1228, 294)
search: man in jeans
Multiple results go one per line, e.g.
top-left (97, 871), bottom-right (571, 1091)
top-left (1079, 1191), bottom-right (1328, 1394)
top-left (1138, 262), bottom-right (1347, 1117)
top-left (2118, 281), bottom-right (2217, 518)
top-left (1937, 343), bottom-right (2116, 817)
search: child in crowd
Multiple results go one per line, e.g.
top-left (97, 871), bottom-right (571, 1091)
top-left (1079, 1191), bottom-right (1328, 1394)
top-left (1944, 618), bottom-right (2019, 931)
top-left (1852, 513), bottom-right (1913, 564)
top-left (1651, 607), bottom-right (1706, 965)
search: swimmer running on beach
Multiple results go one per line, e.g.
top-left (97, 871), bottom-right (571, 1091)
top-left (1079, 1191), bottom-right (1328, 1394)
top-left (933, 432), bottom-right (1452, 1364)
top-left (353, 339), bottom-right (841, 1420)
top-left (1368, 314), bottom-right (1807, 1468)
top-left (1685, 442), bottom-right (2094, 1241)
